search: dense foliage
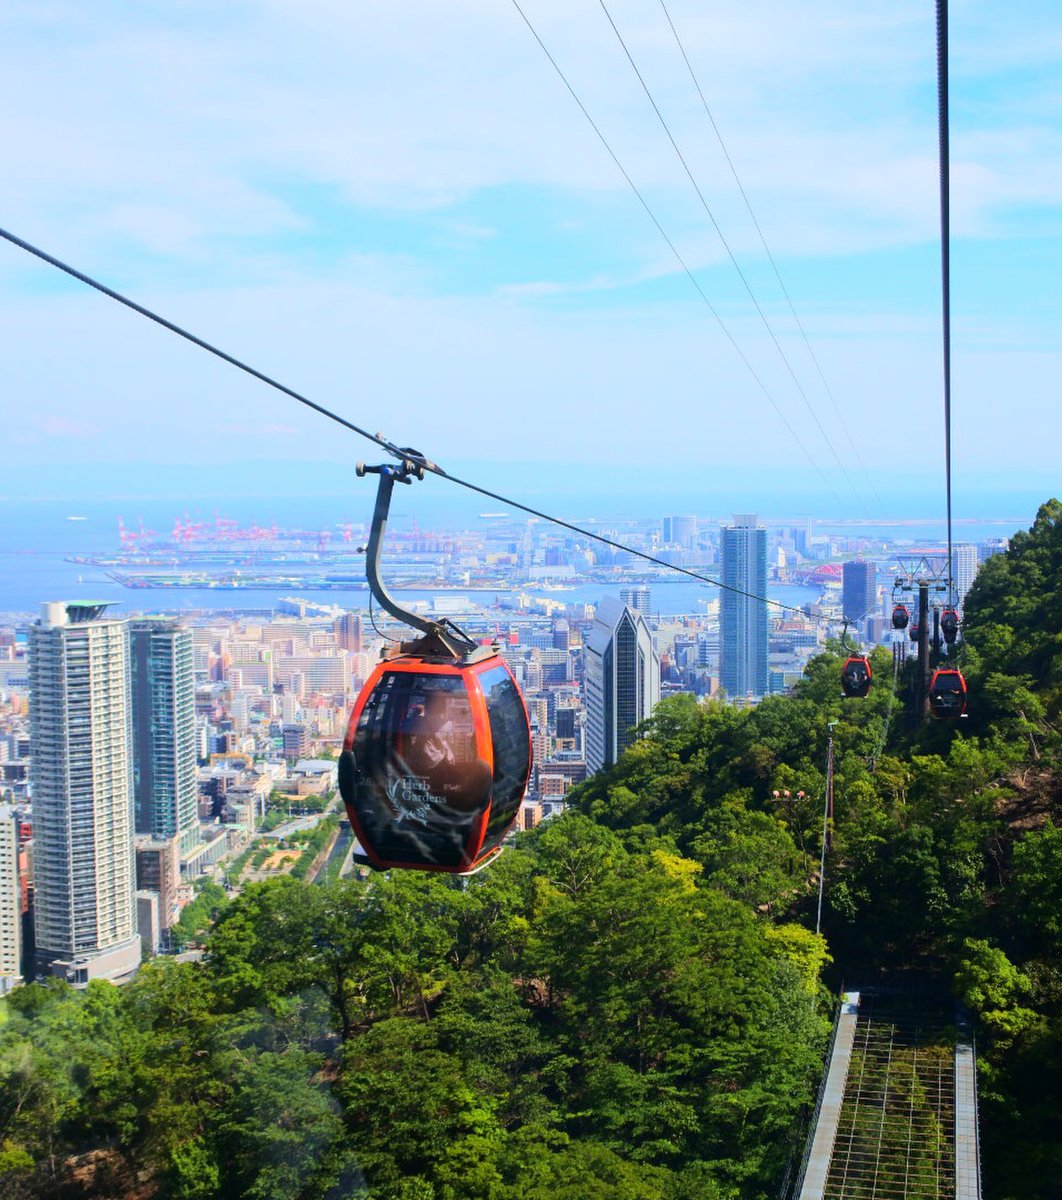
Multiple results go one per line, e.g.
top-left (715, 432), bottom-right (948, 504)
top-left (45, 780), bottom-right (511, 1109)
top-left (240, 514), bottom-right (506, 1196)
top-left (0, 824), bottom-right (828, 1199)
top-left (574, 500), bottom-right (1062, 1198)
top-left (4, 500), bottom-right (1062, 1198)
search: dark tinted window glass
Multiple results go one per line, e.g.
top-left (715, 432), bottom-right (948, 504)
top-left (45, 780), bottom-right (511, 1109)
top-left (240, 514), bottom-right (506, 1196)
top-left (478, 663), bottom-right (531, 852)
top-left (351, 671), bottom-right (490, 869)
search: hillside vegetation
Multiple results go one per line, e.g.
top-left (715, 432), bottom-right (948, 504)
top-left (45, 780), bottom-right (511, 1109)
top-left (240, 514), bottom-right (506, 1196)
top-left (3, 500), bottom-right (1062, 1199)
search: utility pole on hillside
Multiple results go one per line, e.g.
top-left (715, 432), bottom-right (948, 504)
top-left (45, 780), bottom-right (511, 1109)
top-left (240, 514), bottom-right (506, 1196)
top-left (816, 721), bottom-right (837, 937)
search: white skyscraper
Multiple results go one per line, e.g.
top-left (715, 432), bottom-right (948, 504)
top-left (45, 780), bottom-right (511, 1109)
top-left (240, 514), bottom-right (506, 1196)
top-left (721, 514), bottom-right (769, 699)
top-left (30, 602), bottom-right (141, 985)
top-left (130, 619), bottom-right (199, 854)
top-left (952, 544), bottom-right (979, 613)
top-left (0, 804), bottom-right (21, 994)
top-left (619, 585), bottom-right (651, 617)
top-left (584, 597), bottom-right (660, 774)
top-left (662, 515), bottom-right (698, 547)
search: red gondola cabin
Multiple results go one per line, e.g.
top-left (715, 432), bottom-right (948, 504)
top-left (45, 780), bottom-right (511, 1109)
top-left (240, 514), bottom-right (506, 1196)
top-left (841, 655), bottom-right (873, 699)
top-left (339, 653), bottom-right (531, 874)
top-left (928, 668), bottom-right (967, 719)
top-left (891, 604), bottom-right (910, 630)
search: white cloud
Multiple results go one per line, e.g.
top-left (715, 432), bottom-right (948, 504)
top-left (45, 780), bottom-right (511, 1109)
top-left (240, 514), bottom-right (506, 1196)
top-left (2, 0), bottom-right (1058, 254)
top-left (217, 423), bottom-right (300, 438)
top-left (40, 415), bottom-right (100, 439)
top-left (0, 0), bottom-right (1060, 495)
top-left (1, 265), bottom-right (1057, 487)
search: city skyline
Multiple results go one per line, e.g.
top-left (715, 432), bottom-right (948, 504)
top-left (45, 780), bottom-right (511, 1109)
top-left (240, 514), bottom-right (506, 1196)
top-left (7, 499), bottom-right (999, 655)
top-left (0, 503), bottom-right (1009, 991)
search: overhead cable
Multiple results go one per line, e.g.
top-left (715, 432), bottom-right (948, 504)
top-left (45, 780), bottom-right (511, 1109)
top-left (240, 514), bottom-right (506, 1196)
top-left (509, 0), bottom-right (842, 508)
top-left (936, 0), bottom-right (954, 602)
top-left (597, 0), bottom-right (866, 515)
top-left (657, 0), bottom-right (882, 510)
top-left (0, 224), bottom-right (820, 618)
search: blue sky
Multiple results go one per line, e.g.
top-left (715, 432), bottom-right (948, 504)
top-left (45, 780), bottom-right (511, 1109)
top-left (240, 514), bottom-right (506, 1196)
top-left (1, 0), bottom-right (1061, 520)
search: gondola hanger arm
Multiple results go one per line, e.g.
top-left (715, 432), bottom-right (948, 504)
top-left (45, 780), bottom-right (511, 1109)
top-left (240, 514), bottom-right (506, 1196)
top-left (356, 459), bottom-right (479, 661)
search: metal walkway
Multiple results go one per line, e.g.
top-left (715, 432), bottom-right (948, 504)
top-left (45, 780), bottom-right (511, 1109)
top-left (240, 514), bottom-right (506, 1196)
top-left (793, 989), bottom-right (982, 1200)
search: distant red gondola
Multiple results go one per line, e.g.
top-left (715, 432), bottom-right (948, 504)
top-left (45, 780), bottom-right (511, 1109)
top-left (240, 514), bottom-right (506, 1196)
top-left (940, 608), bottom-right (960, 645)
top-left (928, 668), bottom-right (967, 718)
top-left (841, 655), bottom-right (873, 699)
top-left (891, 604), bottom-right (910, 630)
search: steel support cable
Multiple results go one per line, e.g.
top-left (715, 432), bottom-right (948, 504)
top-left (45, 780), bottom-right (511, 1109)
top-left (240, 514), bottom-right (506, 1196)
top-left (0, 228), bottom-right (395, 458)
top-left (597, 0), bottom-right (866, 515)
top-left (656, 0), bottom-right (883, 510)
top-left (869, 644), bottom-right (901, 771)
top-left (937, 0), bottom-right (954, 604)
top-left (0, 224), bottom-right (817, 618)
top-left (508, 0), bottom-right (841, 507)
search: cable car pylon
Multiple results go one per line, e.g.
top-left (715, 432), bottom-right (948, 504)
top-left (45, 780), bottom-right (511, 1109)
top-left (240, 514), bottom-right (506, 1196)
top-left (892, 556), bottom-right (966, 721)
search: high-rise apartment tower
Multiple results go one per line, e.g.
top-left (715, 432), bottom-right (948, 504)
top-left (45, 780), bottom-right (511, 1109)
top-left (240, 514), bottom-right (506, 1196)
top-left (662, 515), bottom-right (698, 547)
top-left (335, 611), bottom-right (363, 653)
top-left (584, 598), bottom-right (660, 773)
top-left (720, 515), bottom-right (769, 699)
top-left (130, 619), bottom-right (198, 854)
top-left (842, 561), bottom-right (877, 624)
top-left (29, 602), bottom-right (140, 985)
top-left (619, 586), bottom-right (651, 617)
top-left (952, 544), bottom-right (978, 613)
top-left (0, 804), bottom-right (21, 994)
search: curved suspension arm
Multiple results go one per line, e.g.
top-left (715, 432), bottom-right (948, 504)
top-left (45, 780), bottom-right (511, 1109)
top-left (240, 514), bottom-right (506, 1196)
top-left (358, 460), bottom-right (477, 658)
top-left (839, 619), bottom-right (855, 654)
